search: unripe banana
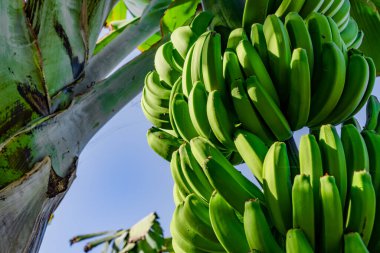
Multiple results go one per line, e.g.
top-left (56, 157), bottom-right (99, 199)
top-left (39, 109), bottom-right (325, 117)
top-left (341, 17), bottom-right (359, 48)
top-left (154, 41), bottom-right (181, 86)
top-left (171, 26), bottom-right (198, 59)
top-left (223, 49), bottom-right (244, 86)
top-left (361, 130), bottom-right (380, 195)
top-left (324, 0), bottom-right (345, 17)
top-left (262, 141), bottom-right (292, 235)
top-left (345, 170), bottom-right (376, 245)
top-left (275, 0), bottom-right (306, 19)
top-left (170, 150), bottom-right (192, 197)
top-left (226, 28), bottom-right (248, 50)
top-left (320, 175), bottom-right (344, 253)
top-left (173, 183), bottom-right (184, 206)
top-left (364, 95), bottom-right (380, 131)
top-left (190, 32), bottom-right (209, 85)
top-left (299, 0), bottom-right (324, 18)
top-left (209, 191), bottom-right (250, 253)
top-left (242, 0), bottom-right (270, 30)
top-left (331, 0), bottom-right (351, 29)
top-left (343, 117), bottom-right (362, 131)
top-left (181, 44), bottom-right (195, 98)
top-left (250, 23), bottom-right (270, 68)
top-left (319, 0), bottom-right (334, 13)
top-left (292, 174), bottom-right (315, 249)
top-left (286, 228), bottom-right (314, 253)
top-left (344, 232), bottom-right (370, 253)
top-left (244, 199), bottom-right (284, 253)
top-left (146, 127), bottom-right (184, 162)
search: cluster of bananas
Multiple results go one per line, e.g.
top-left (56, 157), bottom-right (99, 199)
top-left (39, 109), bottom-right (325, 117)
top-left (141, 0), bottom-right (380, 252)
top-left (168, 98), bottom-right (380, 252)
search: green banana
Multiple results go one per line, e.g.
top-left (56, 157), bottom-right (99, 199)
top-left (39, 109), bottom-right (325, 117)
top-left (320, 175), bottom-right (344, 253)
top-left (262, 141), bottom-right (292, 235)
top-left (242, 0), bottom-right (270, 30)
top-left (318, 124), bottom-right (347, 208)
top-left (244, 199), bottom-right (284, 253)
top-left (341, 124), bottom-right (370, 200)
top-left (341, 17), bottom-right (359, 48)
top-left (170, 26), bottom-right (198, 59)
top-left (188, 81), bottom-right (218, 143)
top-left (299, 0), bottom-right (324, 18)
top-left (230, 78), bottom-right (275, 146)
top-left (207, 90), bottom-right (236, 150)
top-left (292, 174), bottom-right (315, 249)
top-left (361, 130), bottom-right (380, 195)
top-left (154, 41), bottom-right (181, 86)
top-left (350, 57), bottom-right (376, 118)
top-left (246, 76), bottom-right (292, 141)
top-left (201, 31), bottom-right (226, 93)
top-left (344, 232), bottom-right (370, 253)
top-left (170, 150), bottom-right (192, 197)
top-left (285, 12), bottom-right (314, 74)
top-left (181, 44), bottom-right (195, 98)
top-left (275, 0), bottom-right (306, 19)
top-left (226, 28), bottom-right (248, 50)
top-left (235, 39), bottom-right (280, 106)
top-left (343, 117), bottom-right (362, 131)
top-left (349, 30), bottom-right (364, 50)
top-left (318, 0), bottom-right (334, 13)
top-left (331, 0), bottom-right (351, 29)
top-left (173, 183), bottom-right (184, 206)
top-left (190, 32), bottom-right (209, 85)
top-left (286, 228), bottom-right (314, 253)
top-left (141, 96), bottom-right (171, 130)
top-left (168, 77), bottom-right (183, 136)
top-left (190, 136), bottom-right (264, 215)
top-left (250, 23), bottom-right (270, 68)
top-left (179, 143), bottom-right (214, 202)
top-left (263, 14), bottom-right (292, 105)
top-left (345, 170), bottom-right (376, 245)
top-left (307, 42), bottom-right (346, 127)
top-left (171, 92), bottom-right (199, 142)
top-left (209, 191), bottom-right (250, 253)
top-left (326, 53), bottom-right (369, 125)
top-left (287, 48), bottom-right (311, 131)
top-left (144, 70), bottom-right (171, 100)
top-left (326, 15), bottom-right (343, 51)
top-left (223, 49), bottom-right (244, 86)
top-left (234, 129), bottom-right (269, 184)
top-left (299, 134), bottom-right (323, 232)
top-left (364, 95), bottom-right (380, 131)
top-left (146, 127), bottom-right (184, 162)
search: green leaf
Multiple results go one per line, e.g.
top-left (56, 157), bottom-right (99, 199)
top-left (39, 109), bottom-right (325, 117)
top-left (94, 17), bottom-right (140, 56)
top-left (123, 0), bottom-right (151, 17)
top-left (162, 0), bottom-right (200, 32)
top-left (106, 0), bottom-right (128, 25)
top-left (138, 32), bottom-right (162, 52)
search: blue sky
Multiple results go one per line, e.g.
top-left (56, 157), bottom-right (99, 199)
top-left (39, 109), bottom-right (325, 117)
top-left (39, 72), bottom-right (380, 252)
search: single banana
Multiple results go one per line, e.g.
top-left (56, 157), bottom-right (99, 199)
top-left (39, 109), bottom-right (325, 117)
top-left (318, 124), bottom-right (347, 208)
top-left (146, 127), bottom-right (184, 162)
top-left (246, 76), bottom-right (292, 141)
top-left (209, 191), bottom-right (250, 253)
top-left (299, 0), bottom-right (324, 18)
top-left (364, 95), bottom-right (380, 131)
top-left (326, 15), bottom-right (343, 50)
top-left (190, 136), bottom-right (264, 215)
top-left (349, 30), bottom-right (364, 50)
top-left (350, 57), bottom-right (376, 118)
top-left (154, 41), bottom-right (181, 86)
top-left (226, 28), bottom-right (248, 50)
top-left (190, 32), bottom-right (209, 85)
top-left (244, 199), bottom-right (285, 253)
top-left (189, 11), bottom-right (213, 36)
top-left (286, 228), bottom-right (314, 253)
top-left (307, 42), bottom-right (346, 127)
top-left (181, 44), bottom-right (195, 98)
top-left (262, 141), bottom-right (293, 235)
top-left (207, 90), bottom-right (236, 150)
top-left (287, 48), bottom-right (311, 131)
top-left (230, 78), bottom-right (275, 146)
top-left (299, 134), bottom-right (323, 233)
top-left (170, 150), bottom-right (192, 197)
top-left (242, 0), bottom-right (270, 30)
top-left (171, 92), bottom-right (199, 142)
top-left (325, 53), bottom-right (369, 125)
top-left (343, 117), bottom-right (362, 131)
top-left (144, 70), bottom-right (171, 100)
top-left (170, 26), bottom-right (198, 59)
top-left (292, 174), bottom-right (315, 249)
top-left (201, 31), bottom-right (226, 93)
top-left (331, 0), bottom-right (351, 29)
top-left (284, 12), bottom-right (314, 74)
top-left (320, 175), bottom-right (344, 253)
top-left (223, 49), bottom-right (244, 86)
top-left (341, 124), bottom-right (370, 199)
top-left (275, 0), bottom-right (306, 19)
top-left (179, 143), bottom-right (214, 202)
top-left (345, 170), bottom-right (376, 245)
top-left (234, 129), bottom-right (269, 184)
top-left (341, 17), bottom-right (359, 48)
top-left (361, 130), bottom-right (380, 195)
top-left (344, 232), bottom-right (370, 253)
top-left (168, 77), bottom-right (183, 136)
top-left (263, 14), bottom-right (292, 105)
top-left (235, 39), bottom-right (280, 106)
top-left (250, 23), bottom-right (270, 68)
top-left (173, 183), bottom-right (184, 206)
top-left (324, 0), bottom-right (344, 16)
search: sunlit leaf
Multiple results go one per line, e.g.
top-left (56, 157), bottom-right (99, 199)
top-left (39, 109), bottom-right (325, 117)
top-left (138, 32), bottom-right (162, 52)
top-left (106, 0), bottom-right (128, 25)
top-left (162, 0), bottom-right (200, 32)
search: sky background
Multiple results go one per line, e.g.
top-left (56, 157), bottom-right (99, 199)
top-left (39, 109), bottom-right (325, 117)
top-left (38, 52), bottom-right (380, 252)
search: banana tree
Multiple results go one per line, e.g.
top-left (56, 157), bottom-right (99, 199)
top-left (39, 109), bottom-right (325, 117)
top-left (0, 0), bottom-right (205, 251)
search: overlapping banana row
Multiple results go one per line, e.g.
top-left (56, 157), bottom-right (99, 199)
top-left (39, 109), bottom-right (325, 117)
top-left (143, 10), bottom-right (375, 162)
top-left (169, 101), bottom-right (380, 252)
